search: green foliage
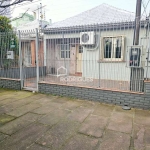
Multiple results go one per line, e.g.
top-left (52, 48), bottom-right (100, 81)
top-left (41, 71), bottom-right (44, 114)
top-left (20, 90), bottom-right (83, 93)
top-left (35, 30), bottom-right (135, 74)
top-left (0, 16), bottom-right (19, 69)
top-left (0, 16), bottom-right (12, 32)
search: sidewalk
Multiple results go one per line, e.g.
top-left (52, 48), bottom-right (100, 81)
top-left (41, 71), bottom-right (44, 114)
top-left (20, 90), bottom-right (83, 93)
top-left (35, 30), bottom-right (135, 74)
top-left (0, 89), bottom-right (150, 150)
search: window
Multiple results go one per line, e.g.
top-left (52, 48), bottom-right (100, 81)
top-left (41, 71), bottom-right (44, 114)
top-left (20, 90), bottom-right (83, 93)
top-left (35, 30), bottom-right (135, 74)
top-left (59, 44), bottom-right (70, 58)
top-left (79, 46), bottom-right (83, 53)
top-left (103, 36), bottom-right (124, 61)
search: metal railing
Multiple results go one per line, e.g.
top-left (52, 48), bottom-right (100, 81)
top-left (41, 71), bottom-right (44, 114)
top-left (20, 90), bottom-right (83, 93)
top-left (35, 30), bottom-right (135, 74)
top-left (0, 21), bottom-right (150, 93)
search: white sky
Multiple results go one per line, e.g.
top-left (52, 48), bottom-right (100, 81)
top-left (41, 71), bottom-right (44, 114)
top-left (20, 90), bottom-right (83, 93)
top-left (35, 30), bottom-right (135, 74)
top-left (12, 0), bottom-right (150, 23)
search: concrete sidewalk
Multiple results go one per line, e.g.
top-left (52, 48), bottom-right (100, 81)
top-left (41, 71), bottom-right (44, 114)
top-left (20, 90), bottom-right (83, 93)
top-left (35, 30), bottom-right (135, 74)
top-left (0, 89), bottom-right (150, 150)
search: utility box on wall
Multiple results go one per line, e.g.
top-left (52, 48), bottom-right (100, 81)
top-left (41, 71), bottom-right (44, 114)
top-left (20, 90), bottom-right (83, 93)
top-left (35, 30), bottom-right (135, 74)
top-left (7, 51), bottom-right (14, 59)
top-left (127, 45), bottom-right (143, 68)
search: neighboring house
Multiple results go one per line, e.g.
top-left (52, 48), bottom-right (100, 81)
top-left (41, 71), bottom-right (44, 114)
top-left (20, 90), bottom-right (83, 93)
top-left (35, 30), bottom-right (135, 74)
top-left (17, 19), bottom-right (49, 67)
top-left (11, 13), bottom-right (34, 28)
top-left (43, 3), bottom-right (150, 91)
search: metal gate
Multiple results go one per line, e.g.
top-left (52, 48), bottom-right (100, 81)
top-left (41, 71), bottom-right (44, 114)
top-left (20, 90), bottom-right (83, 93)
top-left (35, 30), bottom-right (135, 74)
top-left (19, 30), bottom-right (39, 91)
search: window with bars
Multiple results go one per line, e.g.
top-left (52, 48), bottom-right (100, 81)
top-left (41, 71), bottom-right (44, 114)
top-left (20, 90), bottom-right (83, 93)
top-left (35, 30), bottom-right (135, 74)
top-left (103, 36), bottom-right (124, 61)
top-left (59, 44), bottom-right (70, 58)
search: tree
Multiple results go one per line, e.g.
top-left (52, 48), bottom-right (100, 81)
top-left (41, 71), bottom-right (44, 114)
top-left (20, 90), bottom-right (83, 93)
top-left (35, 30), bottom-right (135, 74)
top-left (0, 15), bottom-right (12, 31)
top-left (0, 16), bottom-right (19, 69)
top-left (0, 0), bottom-right (33, 16)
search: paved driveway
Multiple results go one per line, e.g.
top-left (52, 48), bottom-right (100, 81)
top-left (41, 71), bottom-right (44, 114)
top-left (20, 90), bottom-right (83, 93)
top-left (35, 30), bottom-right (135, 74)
top-left (0, 89), bottom-right (150, 150)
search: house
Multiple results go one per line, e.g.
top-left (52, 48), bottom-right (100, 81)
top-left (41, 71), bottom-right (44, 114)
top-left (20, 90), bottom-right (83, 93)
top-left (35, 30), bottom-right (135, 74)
top-left (11, 13), bottom-right (34, 28)
top-left (42, 3), bottom-right (150, 92)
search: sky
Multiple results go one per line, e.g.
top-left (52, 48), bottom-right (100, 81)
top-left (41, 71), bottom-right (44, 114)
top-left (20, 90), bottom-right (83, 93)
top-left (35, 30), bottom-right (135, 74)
top-left (12, 0), bottom-right (150, 23)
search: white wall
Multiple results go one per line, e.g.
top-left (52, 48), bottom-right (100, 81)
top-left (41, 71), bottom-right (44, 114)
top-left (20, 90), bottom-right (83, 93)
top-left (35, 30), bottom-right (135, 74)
top-left (82, 28), bottom-right (148, 81)
top-left (45, 27), bottom-right (150, 81)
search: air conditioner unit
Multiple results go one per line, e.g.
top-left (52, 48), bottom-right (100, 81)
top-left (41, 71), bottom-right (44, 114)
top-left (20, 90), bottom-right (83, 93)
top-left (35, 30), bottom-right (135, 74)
top-left (80, 31), bottom-right (95, 45)
top-left (129, 46), bottom-right (142, 67)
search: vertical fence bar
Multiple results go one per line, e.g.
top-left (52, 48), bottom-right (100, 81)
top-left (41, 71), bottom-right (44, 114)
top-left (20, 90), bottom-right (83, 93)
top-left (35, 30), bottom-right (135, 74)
top-left (146, 20), bottom-right (150, 80)
top-left (36, 28), bottom-right (39, 91)
top-left (98, 26), bottom-right (101, 88)
top-left (18, 30), bottom-right (23, 89)
top-left (44, 35), bottom-right (47, 66)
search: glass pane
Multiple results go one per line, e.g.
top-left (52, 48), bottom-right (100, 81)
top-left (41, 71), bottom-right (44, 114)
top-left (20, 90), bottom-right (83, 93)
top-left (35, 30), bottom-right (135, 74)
top-left (79, 46), bottom-right (83, 53)
top-left (115, 38), bottom-right (121, 58)
top-left (66, 51), bottom-right (70, 58)
top-left (61, 51), bottom-right (65, 58)
top-left (66, 44), bottom-right (70, 50)
top-left (61, 45), bottom-right (65, 50)
top-left (104, 38), bottom-right (112, 58)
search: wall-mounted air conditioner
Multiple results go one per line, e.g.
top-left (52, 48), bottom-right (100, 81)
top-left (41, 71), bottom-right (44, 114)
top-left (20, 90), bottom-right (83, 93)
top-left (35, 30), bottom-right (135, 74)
top-left (128, 46), bottom-right (142, 68)
top-left (80, 31), bottom-right (95, 45)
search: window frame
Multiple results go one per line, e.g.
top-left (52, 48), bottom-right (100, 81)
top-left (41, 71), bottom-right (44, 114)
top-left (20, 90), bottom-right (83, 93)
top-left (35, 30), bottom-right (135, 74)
top-left (102, 36), bottom-right (125, 61)
top-left (58, 44), bottom-right (70, 59)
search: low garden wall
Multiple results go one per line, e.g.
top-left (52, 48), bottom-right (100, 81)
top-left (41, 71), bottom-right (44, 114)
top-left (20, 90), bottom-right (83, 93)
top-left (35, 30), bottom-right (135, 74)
top-left (38, 81), bottom-right (150, 109)
top-left (0, 78), bottom-right (21, 90)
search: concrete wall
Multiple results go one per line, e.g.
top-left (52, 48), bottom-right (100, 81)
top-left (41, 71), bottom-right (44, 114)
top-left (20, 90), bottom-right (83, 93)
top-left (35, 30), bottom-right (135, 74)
top-left (38, 82), bottom-right (150, 109)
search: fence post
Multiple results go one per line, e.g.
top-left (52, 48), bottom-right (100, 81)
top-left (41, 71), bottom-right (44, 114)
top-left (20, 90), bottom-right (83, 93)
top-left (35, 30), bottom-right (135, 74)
top-left (36, 28), bottom-right (39, 91)
top-left (44, 36), bottom-right (47, 66)
top-left (18, 30), bottom-right (23, 89)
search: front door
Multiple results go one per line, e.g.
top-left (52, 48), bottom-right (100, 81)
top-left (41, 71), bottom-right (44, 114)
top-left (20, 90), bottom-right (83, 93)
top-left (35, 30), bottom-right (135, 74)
top-left (76, 45), bottom-right (83, 73)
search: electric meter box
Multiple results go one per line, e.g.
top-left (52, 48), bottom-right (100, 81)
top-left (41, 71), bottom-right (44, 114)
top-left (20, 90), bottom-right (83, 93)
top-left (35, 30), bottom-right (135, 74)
top-left (7, 51), bottom-right (14, 59)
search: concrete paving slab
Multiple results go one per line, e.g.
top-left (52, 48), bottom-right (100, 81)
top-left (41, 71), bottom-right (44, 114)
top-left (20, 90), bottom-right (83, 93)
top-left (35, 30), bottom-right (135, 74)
top-left (133, 124), bottom-right (145, 150)
top-left (51, 97), bottom-right (71, 104)
top-left (144, 128), bottom-right (150, 146)
top-left (60, 100), bottom-right (83, 110)
top-left (36, 120), bottom-right (80, 150)
top-left (0, 133), bottom-right (9, 142)
top-left (0, 96), bottom-right (40, 114)
top-left (145, 146), bottom-right (150, 150)
top-left (38, 109), bottom-right (71, 126)
top-left (115, 106), bottom-right (135, 116)
top-left (132, 124), bottom-right (150, 149)
top-left (92, 103), bottom-right (114, 117)
top-left (107, 112), bottom-right (133, 134)
top-left (31, 101), bottom-right (64, 114)
top-left (26, 144), bottom-right (50, 150)
top-left (0, 114), bottom-right (15, 127)
top-left (67, 106), bottom-right (94, 123)
top-left (6, 103), bottom-right (41, 117)
top-left (79, 114), bottom-right (108, 138)
top-left (31, 96), bottom-right (57, 106)
top-left (135, 109), bottom-right (150, 126)
top-left (98, 130), bottom-right (130, 150)
top-left (62, 134), bottom-right (99, 150)
top-left (80, 100), bottom-right (98, 108)
top-left (0, 98), bottom-right (19, 106)
top-left (0, 91), bottom-right (33, 101)
top-left (0, 113), bottom-right (42, 135)
top-left (0, 123), bottom-right (49, 150)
